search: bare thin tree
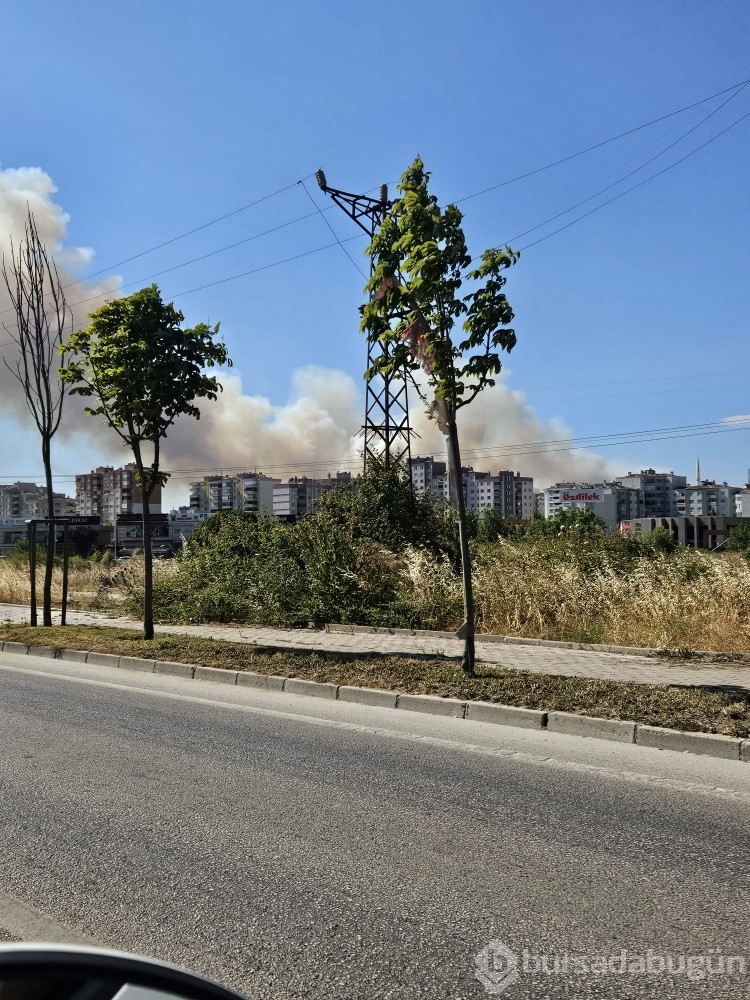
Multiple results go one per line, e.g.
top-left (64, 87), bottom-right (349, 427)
top-left (2, 208), bottom-right (70, 626)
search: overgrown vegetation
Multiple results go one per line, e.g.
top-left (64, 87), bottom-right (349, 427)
top-left (2, 623), bottom-right (750, 737)
top-left (119, 482), bottom-right (750, 654)
top-left (3, 475), bottom-right (750, 654)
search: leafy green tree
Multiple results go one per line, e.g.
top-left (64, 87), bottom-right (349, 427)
top-left (529, 507), bottom-right (607, 539)
top-left (60, 284), bottom-right (231, 639)
top-left (724, 522), bottom-right (750, 556)
top-left (628, 525), bottom-right (676, 556)
top-left (361, 158), bottom-right (519, 672)
top-left (316, 458), bottom-right (449, 553)
top-left (473, 507), bottom-right (527, 544)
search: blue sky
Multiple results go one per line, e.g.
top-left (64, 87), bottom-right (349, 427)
top-left (1, 0), bottom-right (749, 505)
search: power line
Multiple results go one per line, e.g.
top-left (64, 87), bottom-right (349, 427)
top-left (0, 80), bottom-right (747, 370)
top-left (0, 178), bottom-right (322, 333)
top-left (531, 380), bottom-right (750, 406)
top-left (523, 370), bottom-right (748, 391)
top-left (454, 76), bottom-right (750, 204)
top-left (719, 0), bottom-right (750, 35)
top-left (60, 212), bottom-right (330, 313)
top-left (59, 178), bottom-right (314, 290)
top-left (162, 234), bottom-right (363, 301)
top-left (6, 417), bottom-right (750, 485)
top-left (518, 104), bottom-right (750, 252)
top-left (505, 80), bottom-right (748, 246)
top-left (4, 78), bottom-right (744, 309)
top-left (0, 233), bottom-right (365, 351)
top-left (2, 77), bottom-right (747, 342)
top-left (300, 179), bottom-right (367, 278)
top-left (676, 0), bottom-right (749, 72)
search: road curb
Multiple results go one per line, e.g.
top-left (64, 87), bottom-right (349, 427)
top-left (154, 660), bottom-right (196, 678)
top-left (547, 711), bottom-right (637, 744)
top-left (2, 642), bottom-right (29, 655)
top-left (284, 677), bottom-right (338, 700)
top-left (636, 725), bottom-right (742, 760)
top-left (194, 664), bottom-right (238, 685)
top-left (237, 672), bottom-right (285, 691)
top-left (8, 642), bottom-right (749, 764)
top-left (465, 702), bottom-right (546, 730)
top-left (85, 652), bottom-right (121, 668)
top-left (396, 693), bottom-right (466, 718)
top-left (338, 685), bottom-right (399, 709)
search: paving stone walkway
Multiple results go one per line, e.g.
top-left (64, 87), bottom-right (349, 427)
top-left (2, 603), bottom-right (750, 694)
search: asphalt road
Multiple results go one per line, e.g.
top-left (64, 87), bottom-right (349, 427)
top-left (1, 651), bottom-right (749, 999)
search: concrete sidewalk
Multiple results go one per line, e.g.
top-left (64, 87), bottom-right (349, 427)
top-left (2, 602), bottom-right (750, 693)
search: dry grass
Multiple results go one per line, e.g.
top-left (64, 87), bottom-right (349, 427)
top-left (4, 540), bottom-right (750, 655)
top-left (2, 622), bottom-right (750, 737)
top-left (0, 557), bottom-right (176, 612)
top-left (399, 544), bottom-right (750, 654)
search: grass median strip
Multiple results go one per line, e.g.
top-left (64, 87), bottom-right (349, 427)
top-left (3, 623), bottom-right (750, 738)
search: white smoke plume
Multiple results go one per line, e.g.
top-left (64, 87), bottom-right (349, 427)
top-left (160, 366), bottom-right (619, 506)
top-left (162, 367), bottom-right (363, 484)
top-left (0, 164), bottom-right (618, 505)
top-left (411, 374), bottom-right (618, 487)
top-left (0, 166), bottom-right (121, 426)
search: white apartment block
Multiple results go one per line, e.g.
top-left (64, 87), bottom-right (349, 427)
top-left (190, 474), bottom-right (280, 516)
top-left (544, 484), bottom-right (615, 523)
top-left (409, 457), bottom-right (534, 519)
top-left (237, 473), bottom-right (280, 516)
top-left (189, 476), bottom-right (240, 513)
top-left (514, 475), bottom-right (536, 521)
top-left (675, 482), bottom-right (739, 517)
top-left (615, 470), bottom-right (686, 517)
top-left (409, 457), bottom-right (447, 497)
top-left (735, 489), bottom-right (750, 517)
top-left (76, 464), bottom-right (161, 521)
top-left (273, 478), bottom-right (325, 519)
top-left (273, 472), bottom-right (354, 519)
top-left (0, 482), bottom-right (76, 520)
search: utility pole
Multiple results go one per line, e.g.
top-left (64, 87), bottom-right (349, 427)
top-left (315, 170), bottom-right (412, 475)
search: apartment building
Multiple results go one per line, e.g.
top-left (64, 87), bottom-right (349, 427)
top-left (543, 482), bottom-right (641, 530)
top-left (615, 470), bottom-right (686, 517)
top-left (273, 472), bottom-right (354, 519)
top-left (513, 474), bottom-right (536, 521)
top-left (408, 457), bottom-right (534, 518)
top-left (409, 457), bottom-right (447, 497)
top-left (237, 473), bottom-right (281, 515)
top-left (0, 482), bottom-right (76, 519)
top-left (189, 475), bottom-right (239, 513)
top-left (76, 464), bottom-right (161, 522)
top-left (674, 482), bottom-right (739, 517)
top-left (190, 473), bottom-right (282, 516)
top-left (735, 487), bottom-right (750, 517)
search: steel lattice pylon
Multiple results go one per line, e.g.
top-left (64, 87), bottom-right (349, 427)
top-left (316, 170), bottom-right (412, 475)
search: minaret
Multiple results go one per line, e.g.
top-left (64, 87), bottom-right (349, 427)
top-left (696, 454), bottom-right (701, 485)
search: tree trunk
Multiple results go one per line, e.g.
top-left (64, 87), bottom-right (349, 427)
top-left (141, 483), bottom-right (154, 641)
top-left (42, 435), bottom-right (54, 627)
top-left (447, 414), bottom-right (475, 675)
top-left (132, 445), bottom-right (155, 641)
